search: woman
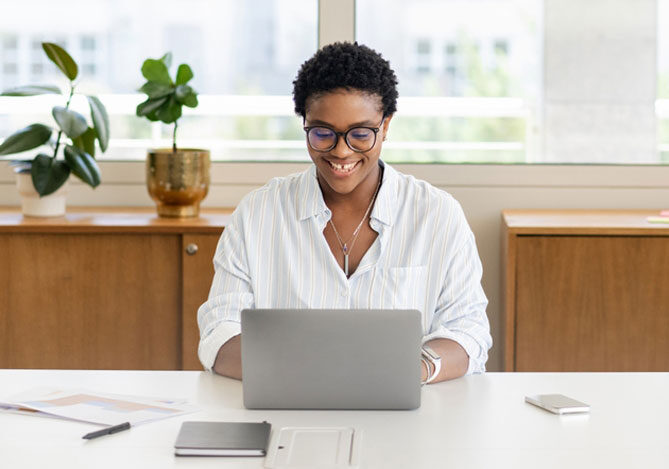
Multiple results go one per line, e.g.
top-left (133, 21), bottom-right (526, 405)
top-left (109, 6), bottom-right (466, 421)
top-left (198, 42), bottom-right (492, 383)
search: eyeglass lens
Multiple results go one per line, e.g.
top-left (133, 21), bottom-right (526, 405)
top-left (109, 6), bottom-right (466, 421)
top-left (308, 127), bottom-right (376, 152)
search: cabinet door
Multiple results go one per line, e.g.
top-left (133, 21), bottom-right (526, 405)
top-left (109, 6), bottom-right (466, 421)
top-left (515, 235), bottom-right (669, 371)
top-left (182, 233), bottom-right (222, 370)
top-left (0, 233), bottom-right (181, 369)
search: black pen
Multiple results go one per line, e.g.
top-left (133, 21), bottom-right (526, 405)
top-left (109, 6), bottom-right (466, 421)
top-left (82, 422), bottom-right (131, 440)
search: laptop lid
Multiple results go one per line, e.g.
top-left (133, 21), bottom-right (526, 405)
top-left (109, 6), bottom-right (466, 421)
top-left (241, 308), bottom-right (422, 410)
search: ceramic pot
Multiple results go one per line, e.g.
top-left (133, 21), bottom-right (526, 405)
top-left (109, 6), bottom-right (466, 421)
top-left (16, 171), bottom-right (68, 217)
top-left (146, 148), bottom-right (210, 218)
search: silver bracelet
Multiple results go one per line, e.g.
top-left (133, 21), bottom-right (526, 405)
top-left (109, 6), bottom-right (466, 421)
top-left (420, 357), bottom-right (433, 386)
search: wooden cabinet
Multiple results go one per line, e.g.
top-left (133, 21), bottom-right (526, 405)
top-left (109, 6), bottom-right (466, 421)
top-left (503, 210), bottom-right (669, 372)
top-left (0, 208), bottom-right (231, 370)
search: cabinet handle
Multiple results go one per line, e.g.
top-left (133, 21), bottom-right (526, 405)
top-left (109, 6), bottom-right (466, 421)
top-left (185, 243), bottom-right (199, 255)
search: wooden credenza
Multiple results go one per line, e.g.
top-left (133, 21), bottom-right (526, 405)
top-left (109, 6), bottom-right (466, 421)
top-left (0, 207), bottom-right (231, 370)
top-left (502, 209), bottom-right (669, 372)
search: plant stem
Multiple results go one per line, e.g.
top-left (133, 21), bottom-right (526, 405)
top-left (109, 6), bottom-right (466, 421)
top-left (52, 84), bottom-right (76, 164)
top-left (172, 121), bottom-right (178, 153)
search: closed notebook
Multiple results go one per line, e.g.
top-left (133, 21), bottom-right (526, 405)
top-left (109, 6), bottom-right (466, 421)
top-left (174, 421), bottom-right (271, 456)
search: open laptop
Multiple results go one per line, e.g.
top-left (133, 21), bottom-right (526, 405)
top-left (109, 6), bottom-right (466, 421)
top-left (240, 308), bottom-right (422, 410)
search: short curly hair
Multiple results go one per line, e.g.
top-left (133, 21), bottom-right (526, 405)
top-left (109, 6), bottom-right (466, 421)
top-left (292, 42), bottom-right (399, 118)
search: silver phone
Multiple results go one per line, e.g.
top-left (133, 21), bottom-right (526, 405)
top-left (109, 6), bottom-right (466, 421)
top-left (525, 394), bottom-right (590, 414)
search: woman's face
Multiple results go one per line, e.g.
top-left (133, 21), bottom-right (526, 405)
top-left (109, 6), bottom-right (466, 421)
top-left (304, 89), bottom-right (392, 197)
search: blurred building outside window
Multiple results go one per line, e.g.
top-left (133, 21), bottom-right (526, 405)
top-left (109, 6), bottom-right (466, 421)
top-left (1, 0), bottom-right (668, 164)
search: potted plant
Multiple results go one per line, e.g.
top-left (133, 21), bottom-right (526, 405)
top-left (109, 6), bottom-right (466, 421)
top-left (136, 52), bottom-right (210, 218)
top-left (0, 42), bottom-right (109, 217)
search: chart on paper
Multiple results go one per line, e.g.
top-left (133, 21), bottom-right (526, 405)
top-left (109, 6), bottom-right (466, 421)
top-left (0, 388), bottom-right (198, 426)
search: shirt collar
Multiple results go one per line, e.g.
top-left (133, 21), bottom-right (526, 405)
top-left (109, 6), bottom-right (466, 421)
top-left (297, 164), bottom-right (329, 221)
top-left (296, 160), bottom-right (399, 226)
top-left (371, 160), bottom-right (398, 227)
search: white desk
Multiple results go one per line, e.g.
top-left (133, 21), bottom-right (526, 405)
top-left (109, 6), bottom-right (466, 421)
top-left (1, 370), bottom-right (667, 468)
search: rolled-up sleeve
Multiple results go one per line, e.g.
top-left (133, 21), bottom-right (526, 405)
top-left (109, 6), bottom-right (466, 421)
top-left (197, 211), bottom-right (254, 371)
top-left (423, 206), bottom-right (492, 375)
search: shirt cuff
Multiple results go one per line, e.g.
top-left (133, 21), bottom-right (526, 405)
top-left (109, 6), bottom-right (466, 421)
top-left (198, 321), bottom-right (242, 371)
top-left (422, 329), bottom-right (487, 375)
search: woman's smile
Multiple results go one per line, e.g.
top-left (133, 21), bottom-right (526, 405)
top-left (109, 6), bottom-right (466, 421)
top-left (325, 158), bottom-right (362, 176)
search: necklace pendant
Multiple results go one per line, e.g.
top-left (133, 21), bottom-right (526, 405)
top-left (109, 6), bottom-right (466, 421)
top-left (342, 244), bottom-right (348, 254)
top-left (344, 253), bottom-right (349, 277)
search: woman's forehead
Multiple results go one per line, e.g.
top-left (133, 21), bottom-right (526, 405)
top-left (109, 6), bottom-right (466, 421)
top-left (305, 89), bottom-right (383, 124)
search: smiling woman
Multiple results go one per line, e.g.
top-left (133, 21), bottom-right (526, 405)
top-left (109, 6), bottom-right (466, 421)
top-left (197, 42), bottom-right (493, 385)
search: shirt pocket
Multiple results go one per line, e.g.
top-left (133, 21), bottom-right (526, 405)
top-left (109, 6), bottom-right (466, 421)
top-left (372, 265), bottom-right (428, 312)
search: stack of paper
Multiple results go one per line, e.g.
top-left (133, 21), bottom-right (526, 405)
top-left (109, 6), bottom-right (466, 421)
top-left (0, 388), bottom-right (198, 426)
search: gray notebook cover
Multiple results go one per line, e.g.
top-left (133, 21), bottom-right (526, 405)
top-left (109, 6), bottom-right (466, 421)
top-left (174, 421), bottom-right (271, 456)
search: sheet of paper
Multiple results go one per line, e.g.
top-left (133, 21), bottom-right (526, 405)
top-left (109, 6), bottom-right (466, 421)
top-left (0, 387), bottom-right (198, 426)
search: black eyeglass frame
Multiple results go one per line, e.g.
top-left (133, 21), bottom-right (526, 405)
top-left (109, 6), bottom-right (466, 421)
top-left (303, 117), bottom-right (386, 153)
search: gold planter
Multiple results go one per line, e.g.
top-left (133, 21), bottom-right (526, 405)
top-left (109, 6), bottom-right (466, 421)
top-left (146, 148), bottom-right (210, 218)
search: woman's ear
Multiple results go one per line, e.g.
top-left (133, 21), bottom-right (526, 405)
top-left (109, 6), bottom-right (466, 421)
top-left (382, 114), bottom-right (394, 141)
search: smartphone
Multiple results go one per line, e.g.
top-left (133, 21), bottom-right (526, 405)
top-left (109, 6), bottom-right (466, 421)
top-left (525, 394), bottom-right (590, 414)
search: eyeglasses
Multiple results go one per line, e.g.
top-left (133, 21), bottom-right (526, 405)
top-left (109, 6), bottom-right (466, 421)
top-left (303, 118), bottom-right (385, 153)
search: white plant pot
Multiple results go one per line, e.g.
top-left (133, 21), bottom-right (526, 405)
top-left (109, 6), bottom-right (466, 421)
top-left (16, 172), bottom-right (68, 217)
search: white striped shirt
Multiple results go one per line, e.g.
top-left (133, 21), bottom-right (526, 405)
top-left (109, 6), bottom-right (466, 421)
top-left (198, 161), bottom-right (492, 374)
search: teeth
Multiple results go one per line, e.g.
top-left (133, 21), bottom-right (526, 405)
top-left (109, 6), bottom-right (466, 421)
top-left (329, 161), bottom-right (357, 172)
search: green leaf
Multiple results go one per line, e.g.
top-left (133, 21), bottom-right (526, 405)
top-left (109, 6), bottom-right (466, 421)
top-left (184, 93), bottom-right (198, 107)
top-left (72, 127), bottom-right (97, 158)
top-left (160, 52), bottom-right (173, 69)
top-left (182, 91), bottom-right (198, 108)
top-left (145, 107), bottom-right (161, 121)
top-left (0, 123), bottom-right (52, 155)
top-left (141, 59), bottom-right (172, 86)
top-left (42, 42), bottom-right (78, 81)
top-left (64, 145), bottom-right (100, 187)
top-left (87, 96), bottom-right (109, 152)
top-left (139, 81), bottom-right (173, 99)
top-left (174, 85), bottom-right (192, 103)
top-left (52, 106), bottom-right (88, 139)
top-left (156, 95), bottom-right (182, 124)
top-left (31, 153), bottom-right (70, 196)
top-left (136, 96), bottom-right (169, 121)
top-left (1, 85), bottom-right (61, 96)
top-left (175, 85), bottom-right (198, 107)
top-left (175, 64), bottom-right (193, 85)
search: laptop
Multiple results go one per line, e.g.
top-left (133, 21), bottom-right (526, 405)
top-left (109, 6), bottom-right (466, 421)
top-left (240, 308), bottom-right (422, 410)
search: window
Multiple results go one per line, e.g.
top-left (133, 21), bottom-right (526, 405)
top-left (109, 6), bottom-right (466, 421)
top-left (2, 0), bottom-right (668, 165)
top-left (0, 0), bottom-right (318, 162)
top-left (658, 0), bottom-right (669, 162)
top-left (30, 38), bottom-right (46, 77)
top-left (1, 36), bottom-right (19, 88)
top-left (80, 35), bottom-right (98, 77)
top-left (415, 40), bottom-right (432, 74)
top-left (357, 0), bottom-right (541, 163)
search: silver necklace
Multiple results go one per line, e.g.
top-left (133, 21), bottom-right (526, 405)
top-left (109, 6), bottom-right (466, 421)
top-left (328, 176), bottom-right (382, 277)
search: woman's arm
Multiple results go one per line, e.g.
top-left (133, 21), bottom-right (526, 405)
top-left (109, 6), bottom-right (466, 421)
top-left (212, 334), bottom-right (242, 379)
top-left (421, 338), bottom-right (469, 383)
top-left (197, 207), bottom-right (254, 372)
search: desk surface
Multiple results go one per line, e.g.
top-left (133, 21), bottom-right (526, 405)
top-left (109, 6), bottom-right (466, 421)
top-left (0, 206), bottom-right (233, 233)
top-left (502, 209), bottom-right (669, 235)
top-left (1, 370), bottom-right (667, 469)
